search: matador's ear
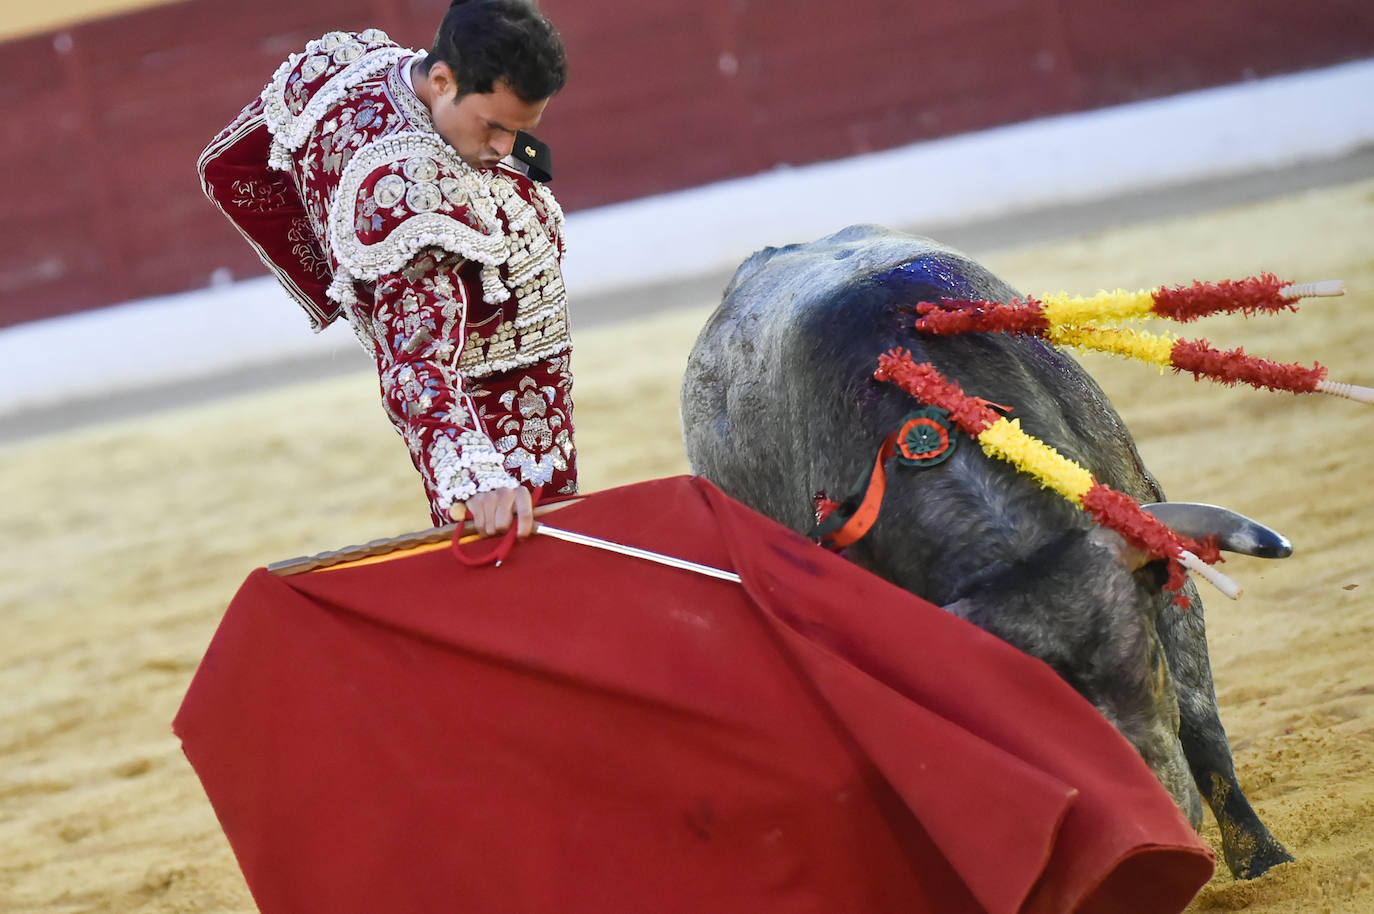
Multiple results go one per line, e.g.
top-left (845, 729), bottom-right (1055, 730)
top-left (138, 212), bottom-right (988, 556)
top-left (512, 131), bottom-right (553, 183)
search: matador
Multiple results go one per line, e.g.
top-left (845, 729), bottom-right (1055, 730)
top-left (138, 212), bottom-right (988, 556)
top-left (199, 13), bottom-right (574, 531)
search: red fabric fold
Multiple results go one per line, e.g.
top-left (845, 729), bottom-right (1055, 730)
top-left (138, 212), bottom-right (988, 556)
top-left (174, 475), bottom-right (1212, 913)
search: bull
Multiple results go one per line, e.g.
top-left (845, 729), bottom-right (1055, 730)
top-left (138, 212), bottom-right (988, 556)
top-left (680, 224), bottom-right (1293, 879)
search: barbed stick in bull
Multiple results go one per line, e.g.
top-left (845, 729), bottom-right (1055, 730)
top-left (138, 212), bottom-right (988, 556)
top-left (872, 351), bottom-right (1242, 605)
top-left (914, 273), bottom-right (1374, 403)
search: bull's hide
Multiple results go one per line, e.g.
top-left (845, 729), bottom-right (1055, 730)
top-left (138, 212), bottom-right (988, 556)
top-left (176, 476), bottom-right (1212, 914)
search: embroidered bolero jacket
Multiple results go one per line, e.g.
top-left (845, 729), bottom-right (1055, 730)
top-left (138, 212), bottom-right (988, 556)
top-left (198, 30), bottom-right (572, 515)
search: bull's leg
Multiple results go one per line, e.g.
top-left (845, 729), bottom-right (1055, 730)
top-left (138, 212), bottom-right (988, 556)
top-left (1156, 584), bottom-right (1293, 879)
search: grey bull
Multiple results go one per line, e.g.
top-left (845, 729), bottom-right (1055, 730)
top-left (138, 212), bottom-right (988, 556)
top-left (680, 224), bottom-right (1294, 879)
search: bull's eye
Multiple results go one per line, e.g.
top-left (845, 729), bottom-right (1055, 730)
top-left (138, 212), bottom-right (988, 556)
top-left (1136, 558), bottom-right (1170, 592)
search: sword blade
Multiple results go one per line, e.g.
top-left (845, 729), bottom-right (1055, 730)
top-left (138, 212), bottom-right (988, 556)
top-left (534, 524), bottom-right (741, 583)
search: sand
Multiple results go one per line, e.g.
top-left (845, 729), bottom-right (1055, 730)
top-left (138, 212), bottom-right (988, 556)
top-left (2, 177), bottom-right (1371, 912)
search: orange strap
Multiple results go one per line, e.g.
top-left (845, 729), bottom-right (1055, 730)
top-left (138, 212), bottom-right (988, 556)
top-left (816, 403), bottom-right (994, 550)
top-left (451, 521), bottom-right (521, 567)
top-left (818, 432), bottom-right (897, 549)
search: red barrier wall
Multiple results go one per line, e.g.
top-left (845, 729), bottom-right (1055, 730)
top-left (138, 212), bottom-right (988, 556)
top-left (2, 0), bottom-right (1370, 326)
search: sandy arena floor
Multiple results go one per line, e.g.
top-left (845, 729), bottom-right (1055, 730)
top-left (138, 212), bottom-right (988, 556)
top-left (1, 177), bottom-right (1371, 912)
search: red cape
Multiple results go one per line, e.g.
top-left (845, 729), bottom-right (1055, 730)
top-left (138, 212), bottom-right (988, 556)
top-left (174, 475), bottom-right (1212, 913)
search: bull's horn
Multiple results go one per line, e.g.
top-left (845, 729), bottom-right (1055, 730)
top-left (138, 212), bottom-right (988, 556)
top-left (1141, 502), bottom-right (1293, 559)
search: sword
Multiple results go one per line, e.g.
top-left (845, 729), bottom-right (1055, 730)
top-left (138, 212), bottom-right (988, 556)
top-left (269, 505), bottom-right (741, 585)
top-left (533, 523), bottom-right (741, 583)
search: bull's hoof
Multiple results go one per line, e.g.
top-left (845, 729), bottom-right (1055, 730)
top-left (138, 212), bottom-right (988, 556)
top-left (1225, 834), bottom-right (1294, 880)
top-left (1210, 772), bottom-right (1294, 879)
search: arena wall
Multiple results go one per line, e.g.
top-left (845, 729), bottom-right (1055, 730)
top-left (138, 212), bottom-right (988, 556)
top-left (2, 0), bottom-right (1370, 326)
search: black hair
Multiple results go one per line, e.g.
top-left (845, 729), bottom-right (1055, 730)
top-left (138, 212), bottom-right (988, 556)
top-left (424, 0), bottom-right (567, 102)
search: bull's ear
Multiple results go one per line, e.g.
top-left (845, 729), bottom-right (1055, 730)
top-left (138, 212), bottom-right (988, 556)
top-left (1141, 502), bottom-right (1293, 559)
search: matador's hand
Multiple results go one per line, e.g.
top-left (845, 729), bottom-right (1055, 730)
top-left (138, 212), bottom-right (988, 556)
top-left (462, 487), bottom-right (535, 539)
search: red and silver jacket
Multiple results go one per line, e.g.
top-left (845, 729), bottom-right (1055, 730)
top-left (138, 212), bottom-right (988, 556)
top-left (199, 30), bottom-right (576, 523)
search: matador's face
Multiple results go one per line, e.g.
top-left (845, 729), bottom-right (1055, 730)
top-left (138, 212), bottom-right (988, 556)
top-left (419, 61), bottom-right (548, 172)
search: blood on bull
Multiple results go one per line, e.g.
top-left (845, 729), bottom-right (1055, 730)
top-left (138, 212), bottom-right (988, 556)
top-left (680, 224), bottom-right (1296, 879)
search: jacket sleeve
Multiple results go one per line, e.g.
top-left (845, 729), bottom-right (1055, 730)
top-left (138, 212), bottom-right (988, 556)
top-left (197, 98), bottom-right (339, 330)
top-left (366, 249), bottom-right (520, 523)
